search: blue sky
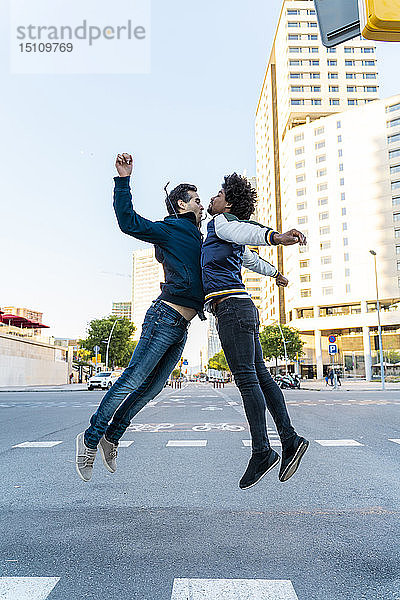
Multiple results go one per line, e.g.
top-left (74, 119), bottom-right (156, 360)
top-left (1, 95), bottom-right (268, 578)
top-left (1, 0), bottom-right (400, 362)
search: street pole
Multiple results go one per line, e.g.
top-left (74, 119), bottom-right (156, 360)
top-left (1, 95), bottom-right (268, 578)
top-left (369, 250), bottom-right (385, 391)
top-left (276, 321), bottom-right (288, 375)
top-left (105, 319), bottom-right (120, 370)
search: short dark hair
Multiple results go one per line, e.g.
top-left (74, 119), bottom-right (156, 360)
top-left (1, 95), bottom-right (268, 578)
top-left (165, 183), bottom-right (197, 216)
top-left (222, 173), bottom-right (257, 221)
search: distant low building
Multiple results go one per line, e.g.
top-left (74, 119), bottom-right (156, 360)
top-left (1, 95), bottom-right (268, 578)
top-left (112, 301), bottom-right (132, 321)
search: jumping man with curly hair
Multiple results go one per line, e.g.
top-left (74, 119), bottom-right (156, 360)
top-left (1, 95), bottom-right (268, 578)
top-left (201, 173), bottom-right (309, 489)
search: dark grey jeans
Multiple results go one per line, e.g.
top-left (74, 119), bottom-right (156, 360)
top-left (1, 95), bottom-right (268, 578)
top-left (215, 297), bottom-right (296, 454)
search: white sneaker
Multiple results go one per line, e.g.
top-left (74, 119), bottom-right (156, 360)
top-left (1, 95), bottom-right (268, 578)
top-left (75, 432), bottom-right (97, 481)
top-left (99, 436), bottom-right (118, 473)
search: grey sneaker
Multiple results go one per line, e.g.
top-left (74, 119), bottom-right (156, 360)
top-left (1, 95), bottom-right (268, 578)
top-left (75, 432), bottom-right (97, 481)
top-left (99, 436), bottom-right (118, 473)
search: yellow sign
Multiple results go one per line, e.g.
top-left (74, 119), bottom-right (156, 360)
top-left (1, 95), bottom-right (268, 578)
top-left (359, 0), bottom-right (400, 41)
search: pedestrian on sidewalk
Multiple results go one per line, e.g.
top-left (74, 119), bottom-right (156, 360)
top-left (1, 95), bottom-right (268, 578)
top-left (201, 173), bottom-right (309, 489)
top-left (69, 373), bottom-right (74, 384)
top-left (75, 153), bottom-right (205, 482)
top-left (325, 373), bottom-right (330, 386)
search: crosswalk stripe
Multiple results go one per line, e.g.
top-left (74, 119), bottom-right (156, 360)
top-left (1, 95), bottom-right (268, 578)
top-left (315, 439), bottom-right (363, 447)
top-left (118, 441), bottom-right (134, 448)
top-left (0, 577), bottom-right (60, 600)
top-left (389, 438), bottom-right (400, 445)
top-left (166, 440), bottom-right (207, 447)
top-left (242, 440), bottom-right (281, 448)
top-left (12, 441), bottom-right (62, 448)
top-left (170, 578), bottom-right (299, 599)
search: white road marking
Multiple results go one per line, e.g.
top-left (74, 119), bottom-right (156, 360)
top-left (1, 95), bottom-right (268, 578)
top-left (170, 578), bottom-right (299, 599)
top-left (12, 441), bottom-right (62, 448)
top-left (242, 440), bottom-right (251, 447)
top-left (0, 577), bottom-right (60, 599)
top-left (166, 440), bottom-right (207, 447)
top-left (315, 439), bottom-right (364, 447)
top-left (201, 407), bottom-right (223, 411)
top-left (242, 440), bottom-right (281, 447)
top-left (118, 441), bottom-right (134, 448)
top-left (389, 438), bottom-right (400, 445)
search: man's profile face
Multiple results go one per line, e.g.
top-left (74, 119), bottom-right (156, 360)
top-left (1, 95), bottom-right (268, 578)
top-left (207, 189), bottom-right (230, 216)
top-left (179, 190), bottom-right (204, 225)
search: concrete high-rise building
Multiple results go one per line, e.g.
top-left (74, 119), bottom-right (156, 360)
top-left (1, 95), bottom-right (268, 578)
top-left (255, 0), bottom-right (379, 329)
top-left (131, 248), bottom-right (164, 339)
top-left (242, 176), bottom-right (265, 311)
top-left (2, 306), bottom-right (43, 324)
top-left (254, 1), bottom-right (400, 379)
top-left (207, 314), bottom-right (222, 362)
top-left (112, 301), bottom-right (132, 321)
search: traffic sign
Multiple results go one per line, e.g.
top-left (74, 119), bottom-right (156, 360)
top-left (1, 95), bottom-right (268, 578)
top-left (328, 335), bottom-right (336, 343)
top-left (93, 345), bottom-right (100, 354)
top-left (183, 360), bottom-right (188, 366)
top-left (314, 0), bottom-right (360, 47)
top-left (329, 344), bottom-right (338, 355)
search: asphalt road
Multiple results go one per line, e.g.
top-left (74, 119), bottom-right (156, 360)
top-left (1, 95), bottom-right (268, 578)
top-left (0, 383), bottom-right (399, 600)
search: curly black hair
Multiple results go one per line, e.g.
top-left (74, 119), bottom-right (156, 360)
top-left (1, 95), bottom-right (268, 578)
top-left (222, 173), bottom-right (257, 220)
top-left (165, 183), bottom-right (197, 216)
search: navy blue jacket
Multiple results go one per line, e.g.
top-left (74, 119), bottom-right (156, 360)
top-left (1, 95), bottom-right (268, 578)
top-left (113, 176), bottom-right (204, 315)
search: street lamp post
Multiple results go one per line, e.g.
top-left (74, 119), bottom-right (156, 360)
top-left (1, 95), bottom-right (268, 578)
top-left (369, 250), bottom-right (385, 391)
top-left (274, 320), bottom-right (288, 375)
top-left (102, 318), bottom-right (121, 370)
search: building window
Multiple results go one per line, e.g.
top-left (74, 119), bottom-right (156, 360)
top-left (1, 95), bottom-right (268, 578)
top-left (389, 149), bottom-right (400, 160)
top-left (340, 178), bottom-right (345, 186)
top-left (288, 34), bottom-right (300, 40)
top-left (346, 284), bottom-right (351, 293)
top-left (342, 207), bottom-right (347, 215)
top-left (314, 126), bottom-right (324, 136)
top-left (363, 73), bottom-right (377, 79)
top-left (294, 132), bottom-right (304, 142)
top-left (317, 183), bottom-right (328, 191)
top-left (296, 174), bottom-right (306, 183)
top-left (309, 47), bottom-right (319, 53)
top-left (395, 229), bottom-right (400, 238)
top-left (288, 21), bottom-right (300, 27)
top-left (316, 154), bottom-right (326, 163)
top-left (392, 182), bottom-right (400, 192)
top-left (330, 99), bottom-right (340, 106)
top-left (347, 85), bottom-right (356, 92)
top-left (343, 237), bottom-right (349, 246)
top-left (318, 197), bottom-right (328, 206)
top-left (291, 85), bottom-right (304, 92)
top-left (323, 287), bottom-right (334, 295)
top-left (339, 163), bottom-right (344, 171)
top-left (317, 168), bottom-right (327, 177)
top-left (308, 34), bottom-right (318, 40)
top-left (388, 133), bottom-right (400, 144)
top-left (345, 60), bottom-right (355, 66)
top-left (287, 9), bottom-right (300, 15)
top-left (319, 211), bottom-right (329, 220)
top-left (320, 241), bottom-right (331, 250)
top-left (300, 260), bottom-right (310, 268)
top-left (321, 256), bottom-right (332, 265)
top-left (344, 252), bottom-right (349, 261)
top-left (338, 149), bottom-right (343, 157)
top-left (393, 196), bottom-right (400, 207)
top-left (365, 86), bottom-right (377, 93)
top-left (338, 135), bottom-right (342, 142)
top-left (300, 274), bottom-right (311, 283)
top-left (387, 102), bottom-right (400, 113)
top-left (289, 59), bottom-right (302, 66)
top-left (388, 118), bottom-right (400, 128)
top-left (289, 47), bottom-right (302, 53)
top-left (327, 60), bottom-right (337, 66)
top-left (361, 47), bottom-right (374, 53)
top-left (315, 140), bottom-right (325, 149)
top-left (344, 47), bottom-right (354, 53)
top-left (328, 72), bottom-right (338, 79)
top-left (311, 99), bottom-right (322, 105)
top-left (301, 289), bottom-right (312, 298)
top-left (345, 268), bottom-right (350, 277)
top-left (309, 59), bottom-right (320, 65)
top-left (342, 222), bottom-right (348, 230)
top-left (310, 72), bottom-right (320, 79)
top-left (290, 72), bottom-right (302, 79)
top-left (311, 85), bottom-right (321, 92)
top-left (297, 202), bottom-right (307, 210)
top-left (390, 165), bottom-right (400, 175)
top-left (295, 146), bottom-right (305, 155)
top-left (337, 121), bottom-right (341, 129)
top-left (397, 261), bottom-right (400, 271)
top-left (341, 192), bottom-right (346, 201)
top-left (348, 99), bottom-right (358, 105)
top-left (298, 216), bottom-right (308, 225)
top-left (393, 212), bottom-right (400, 222)
top-left (291, 99), bottom-right (305, 105)
top-left (296, 160), bottom-right (305, 169)
top-left (346, 73), bottom-right (356, 80)
top-left (363, 60), bottom-right (375, 66)
top-left (329, 85), bottom-right (339, 92)
top-left (327, 47), bottom-right (336, 53)
top-left (321, 272), bottom-right (333, 280)
top-left (297, 188), bottom-right (306, 196)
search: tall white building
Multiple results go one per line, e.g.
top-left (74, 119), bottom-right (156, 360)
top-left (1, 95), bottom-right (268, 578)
top-left (255, 0), bottom-right (400, 379)
top-left (131, 248), bottom-right (164, 339)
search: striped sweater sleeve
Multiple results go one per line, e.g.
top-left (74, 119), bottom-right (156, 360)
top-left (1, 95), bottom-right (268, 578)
top-left (214, 213), bottom-right (278, 246)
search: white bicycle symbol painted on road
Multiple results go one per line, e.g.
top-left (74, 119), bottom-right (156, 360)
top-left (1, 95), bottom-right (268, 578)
top-left (191, 423), bottom-right (245, 432)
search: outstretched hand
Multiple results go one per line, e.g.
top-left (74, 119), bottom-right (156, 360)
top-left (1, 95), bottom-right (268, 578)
top-left (275, 272), bottom-right (288, 287)
top-left (115, 153), bottom-right (133, 177)
top-left (273, 229), bottom-right (307, 246)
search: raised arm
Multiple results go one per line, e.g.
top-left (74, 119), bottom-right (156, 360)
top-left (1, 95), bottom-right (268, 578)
top-left (113, 153), bottom-right (170, 245)
top-left (214, 213), bottom-right (277, 246)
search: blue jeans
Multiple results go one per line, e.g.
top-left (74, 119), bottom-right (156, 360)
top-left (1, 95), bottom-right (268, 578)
top-left (215, 297), bottom-right (296, 454)
top-left (84, 300), bottom-right (189, 449)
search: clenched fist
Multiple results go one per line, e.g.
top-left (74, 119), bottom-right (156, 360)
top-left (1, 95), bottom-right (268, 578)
top-left (273, 229), bottom-right (307, 246)
top-left (115, 153), bottom-right (133, 177)
top-left (275, 272), bottom-right (288, 287)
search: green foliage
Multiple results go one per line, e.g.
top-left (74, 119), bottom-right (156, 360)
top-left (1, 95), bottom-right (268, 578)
top-left (259, 325), bottom-right (304, 362)
top-left (208, 349), bottom-right (230, 372)
top-left (79, 316), bottom-right (136, 368)
top-left (384, 349), bottom-right (400, 364)
top-left (171, 368), bottom-right (181, 379)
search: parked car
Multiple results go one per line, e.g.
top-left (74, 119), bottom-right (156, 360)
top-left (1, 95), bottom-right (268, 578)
top-left (87, 371), bottom-right (120, 391)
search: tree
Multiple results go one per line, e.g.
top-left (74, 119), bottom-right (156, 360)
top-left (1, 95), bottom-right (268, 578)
top-left (79, 316), bottom-right (137, 368)
top-left (171, 368), bottom-right (181, 380)
top-left (384, 349), bottom-right (400, 364)
top-left (259, 325), bottom-right (304, 370)
top-left (208, 349), bottom-right (230, 372)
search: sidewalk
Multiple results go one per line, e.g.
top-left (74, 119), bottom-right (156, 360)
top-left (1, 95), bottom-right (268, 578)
top-left (301, 379), bottom-right (400, 392)
top-left (0, 383), bottom-right (88, 393)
